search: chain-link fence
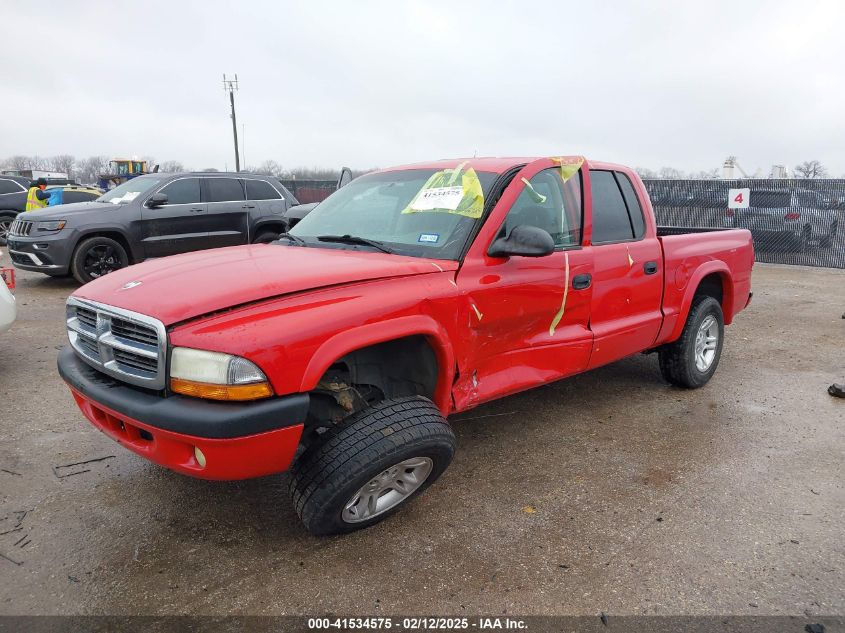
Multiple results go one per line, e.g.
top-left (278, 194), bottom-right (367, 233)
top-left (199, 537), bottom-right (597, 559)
top-left (279, 179), bottom-right (337, 204)
top-left (642, 179), bottom-right (845, 269)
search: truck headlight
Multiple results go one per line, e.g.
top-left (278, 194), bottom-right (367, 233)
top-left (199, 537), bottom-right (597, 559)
top-left (35, 220), bottom-right (66, 232)
top-left (169, 347), bottom-right (273, 401)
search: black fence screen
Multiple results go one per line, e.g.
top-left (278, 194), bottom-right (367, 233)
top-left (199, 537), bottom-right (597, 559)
top-left (642, 179), bottom-right (845, 269)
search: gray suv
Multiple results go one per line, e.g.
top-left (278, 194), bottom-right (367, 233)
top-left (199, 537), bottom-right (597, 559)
top-left (7, 172), bottom-right (297, 284)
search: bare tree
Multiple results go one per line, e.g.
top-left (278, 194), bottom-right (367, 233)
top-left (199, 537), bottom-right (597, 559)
top-left (689, 168), bottom-right (719, 179)
top-left (659, 167), bottom-right (685, 179)
top-left (793, 160), bottom-right (828, 179)
top-left (51, 154), bottom-right (77, 178)
top-left (635, 166), bottom-right (657, 179)
top-left (255, 159), bottom-right (284, 177)
top-left (159, 160), bottom-right (186, 173)
top-left (5, 155), bottom-right (33, 171)
top-left (201, 167), bottom-right (220, 172)
top-left (77, 155), bottom-right (109, 184)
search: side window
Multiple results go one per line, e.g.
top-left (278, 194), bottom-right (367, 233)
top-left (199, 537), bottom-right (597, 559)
top-left (591, 171), bottom-right (634, 243)
top-left (500, 168), bottom-right (582, 247)
top-left (0, 179), bottom-right (23, 195)
top-left (245, 179), bottom-right (281, 200)
top-left (615, 172), bottom-right (646, 238)
top-left (206, 178), bottom-right (245, 202)
top-left (159, 178), bottom-right (201, 205)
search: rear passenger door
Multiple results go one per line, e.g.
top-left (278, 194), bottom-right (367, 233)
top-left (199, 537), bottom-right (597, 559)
top-left (202, 177), bottom-right (250, 248)
top-left (587, 170), bottom-right (663, 368)
top-left (244, 177), bottom-right (289, 217)
top-left (139, 177), bottom-right (208, 258)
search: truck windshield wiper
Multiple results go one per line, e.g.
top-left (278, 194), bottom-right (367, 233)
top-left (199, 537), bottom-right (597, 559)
top-left (316, 234), bottom-right (394, 254)
top-left (275, 232), bottom-right (308, 246)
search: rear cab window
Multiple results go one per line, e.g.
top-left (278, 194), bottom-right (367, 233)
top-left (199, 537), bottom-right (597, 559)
top-left (590, 171), bottom-right (634, 243)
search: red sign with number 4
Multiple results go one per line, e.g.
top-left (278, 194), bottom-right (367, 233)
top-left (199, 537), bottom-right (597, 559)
top-left (1, 268), bottom-right (15, 291)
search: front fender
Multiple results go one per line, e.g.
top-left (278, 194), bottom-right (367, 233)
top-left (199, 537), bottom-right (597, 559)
top-left (299, 315), bottom-right (456, 414)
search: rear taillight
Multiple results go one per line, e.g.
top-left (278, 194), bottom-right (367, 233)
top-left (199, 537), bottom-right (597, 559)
top-left (725, 209), bottom-right (735, 217)
top-left (785, 212), bottom-right (801, 220)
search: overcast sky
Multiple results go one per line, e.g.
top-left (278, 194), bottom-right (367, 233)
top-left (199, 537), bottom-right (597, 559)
top-left (3, 0), bottom-right (844, 175)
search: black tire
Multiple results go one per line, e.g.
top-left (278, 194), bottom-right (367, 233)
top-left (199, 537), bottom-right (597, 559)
top-left (820, 221), bottom-right (837, 249)
top-left (252, 231), bottom-right (281, 244)
top-left (798, 225), bottom-right (812, 253)
top-left (289, 396), bottom-right (456, 536)
top-left (70, 236), bottom-right (129, 285)
top-left (0, 213), bottom-right (15, 247)
top-left (658, 295), bottom-right (725, 389)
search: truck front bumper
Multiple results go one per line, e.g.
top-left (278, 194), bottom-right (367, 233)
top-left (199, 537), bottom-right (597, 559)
top-left (58, 346), bottom-right (308, 480)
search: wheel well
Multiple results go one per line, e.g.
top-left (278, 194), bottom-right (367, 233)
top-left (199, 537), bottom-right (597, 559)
top-left (76, 231), bottom-right (135, 263)
top-left (694, 273), bottom-right (724, 307)
top-left (254, 221), bottom-right (285, 236)
top-left (307, 336), bottom-right (439, 426)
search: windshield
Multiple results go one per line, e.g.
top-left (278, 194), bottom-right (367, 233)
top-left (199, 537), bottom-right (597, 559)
top-left (98, 176), bottom-right (164, 204)
top-left (288, 167), bottom-right (498, 260)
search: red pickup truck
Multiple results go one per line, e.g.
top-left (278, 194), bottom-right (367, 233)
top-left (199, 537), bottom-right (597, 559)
top-left (58, 157), bottom-right (754, 535)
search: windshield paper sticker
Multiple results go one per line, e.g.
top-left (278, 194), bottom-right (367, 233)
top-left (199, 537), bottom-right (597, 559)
top-left (418, 233), bottom-right (440, 243)
top-left (412, 187), bottom-right (464, 211)
top-left (402, 162), bottom-right (485, 219)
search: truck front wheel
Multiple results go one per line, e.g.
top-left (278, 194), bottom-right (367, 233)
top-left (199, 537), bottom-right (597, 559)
top-left (289, 396), bottom-right (456, 536)
top-left (658, 295), bottom-right (725, 389)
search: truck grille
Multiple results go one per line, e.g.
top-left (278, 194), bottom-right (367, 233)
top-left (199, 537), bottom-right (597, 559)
top-left (66, 297), bottom-right (167, 390)
top-left (10, 219), bottom-right (34, 237)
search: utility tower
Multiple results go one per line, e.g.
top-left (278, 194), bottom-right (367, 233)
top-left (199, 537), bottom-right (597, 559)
top-left (223, 74), bottom-right (240, 172)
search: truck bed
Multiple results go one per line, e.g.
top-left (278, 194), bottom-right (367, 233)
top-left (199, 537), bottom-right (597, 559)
top-left (655, 226), bottom-right (754, 344)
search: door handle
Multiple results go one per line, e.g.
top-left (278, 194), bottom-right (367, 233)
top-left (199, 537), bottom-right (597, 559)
top-left (242, 204), bottom-right (256, 209)
top-left (572, 273), bottom-right (592, 290)
top-left (644, 261), bottom-right (658, 275)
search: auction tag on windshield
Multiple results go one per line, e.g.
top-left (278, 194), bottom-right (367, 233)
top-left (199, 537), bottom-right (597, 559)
top-left (728, 188), bottom-right (750, 209)
top-left (411, 186), bottom-right (464, 212)
top-left (1, 268), bottom-right (15, 291)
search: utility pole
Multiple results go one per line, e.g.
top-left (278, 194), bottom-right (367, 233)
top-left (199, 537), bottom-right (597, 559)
top-left (223, 74), bottom-right (240, 172)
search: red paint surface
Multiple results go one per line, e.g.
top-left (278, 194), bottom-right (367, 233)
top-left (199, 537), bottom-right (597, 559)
top-left (68, 157), bottom-right (754, 479)
top-left (70, 389), bottom-right (303, 480)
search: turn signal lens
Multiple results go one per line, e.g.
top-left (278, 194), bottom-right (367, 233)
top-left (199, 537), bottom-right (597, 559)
top-left (171, 378), bottom-right (273, 401)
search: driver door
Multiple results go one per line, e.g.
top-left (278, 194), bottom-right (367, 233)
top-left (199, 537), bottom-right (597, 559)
top-left (453, 160), bottom-right (594, 409)
top-left (139, 177), bottom-right (208, 257)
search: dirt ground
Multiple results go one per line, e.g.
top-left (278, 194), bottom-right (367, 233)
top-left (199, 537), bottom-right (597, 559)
top-left (0, 253), bottom-right (842, 617)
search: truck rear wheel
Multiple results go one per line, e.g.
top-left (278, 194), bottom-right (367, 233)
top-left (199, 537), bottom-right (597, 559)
top-left (289, 396), bottom-right (456, 536)
top-left (658, 295), bottom-right (724, 389)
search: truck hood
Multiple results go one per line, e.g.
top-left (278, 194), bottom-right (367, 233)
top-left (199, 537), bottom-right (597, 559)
top-left (74, 244), bottom-right (457, 326)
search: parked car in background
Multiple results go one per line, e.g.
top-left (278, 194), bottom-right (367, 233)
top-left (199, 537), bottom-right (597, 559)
top-left (57, 156), bottom-right (754, 535)
top-left (0, 177), bottom-right (101, 247)
top-left (36, 184), bottom-right (103, 206)
top-left (283, 167), bottom-right (355, 228)
top-left (0, 253), bottom-right (16, 334)
top-left (0, 175), bottom-right (32, 246)
top-left (725, 188), bottom-right (838, 250)
top-left (6, 172), bottom-right (299, 284)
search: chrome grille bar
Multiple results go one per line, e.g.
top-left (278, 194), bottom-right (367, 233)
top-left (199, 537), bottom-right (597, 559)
top-left (65, 297), bottom-right (167, 390)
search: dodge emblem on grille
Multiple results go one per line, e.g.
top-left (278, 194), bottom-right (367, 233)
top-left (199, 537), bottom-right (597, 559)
top-left (121, 281), bottom-right (143, 290)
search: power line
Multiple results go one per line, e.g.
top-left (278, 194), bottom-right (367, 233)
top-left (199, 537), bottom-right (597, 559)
top-left (223, 74), bottom-right (240, 172)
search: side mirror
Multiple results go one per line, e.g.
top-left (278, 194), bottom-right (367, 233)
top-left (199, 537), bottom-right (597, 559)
top-left (146, 193), bottom-right (168, 208)
top-left (488, 225), bottom-right (555, 258)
